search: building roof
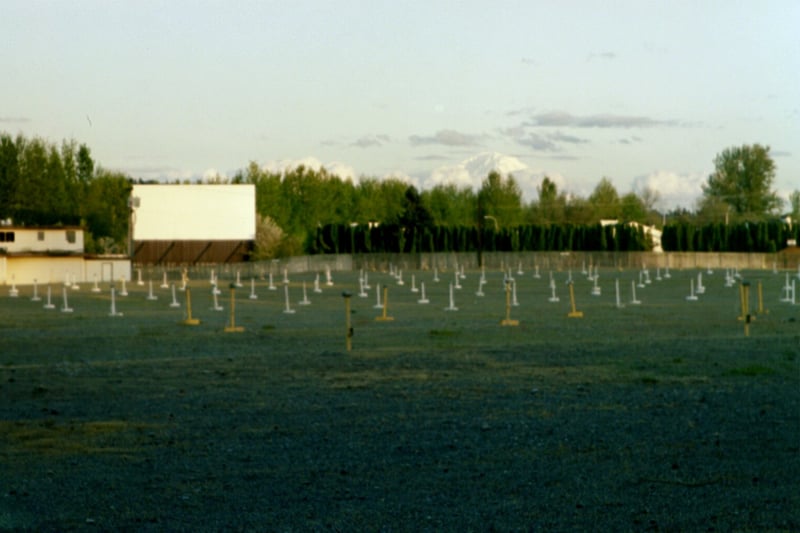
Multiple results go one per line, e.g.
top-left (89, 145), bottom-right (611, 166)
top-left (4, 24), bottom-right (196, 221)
top-left (0, 225), bottom-right (85, 231)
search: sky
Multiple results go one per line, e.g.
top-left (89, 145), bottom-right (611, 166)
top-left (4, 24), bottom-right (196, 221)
top-left (2, 0), bottom-right (798, 211)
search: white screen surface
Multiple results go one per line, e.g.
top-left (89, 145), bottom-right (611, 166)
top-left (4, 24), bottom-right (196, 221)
top-left (132, 184), bottom-right (256, 240)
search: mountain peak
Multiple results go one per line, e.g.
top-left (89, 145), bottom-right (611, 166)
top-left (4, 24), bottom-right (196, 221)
top-left (462, 152), bottom-right (529, 177)
top-left (425, 152), bottom-right (533, 190)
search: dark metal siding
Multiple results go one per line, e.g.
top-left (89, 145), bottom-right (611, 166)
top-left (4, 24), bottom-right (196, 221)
top-left (133, 240), bottom-right (253, 264)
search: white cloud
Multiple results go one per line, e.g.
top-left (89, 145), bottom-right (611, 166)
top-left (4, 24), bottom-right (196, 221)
top-left (587, 51), bottom-right (617, 61)
top-left (527, 111), bottom-right (681, 129)
top-left (549, 131), bottom-right (589, 144)
top-left (632, 170), bottom-right (706, 211)
top-left (120, 165), bottom-right (199, 182)
top-left (375, 171), bottom-right (420, 189)
top-left (263, 156), bottom-right (324, 174)
top-left (0, 116), bottom-right (30, 123)
top-left (326, 161), bottom-right (357, 180)
top-left (499, 126), bottom-right (589, 152)
top-left (516, 132), bottom-right (559, 151)
top-left (262, 157), bottom-right (356, 180)
top-left (351, 134), bottom-right (391, 148)
top-left (427, 163), bottom-right (474, 189)
top-left (409, 129), bottom-right (484, 147)
top-left (203, 168), bottom-right (222, 181)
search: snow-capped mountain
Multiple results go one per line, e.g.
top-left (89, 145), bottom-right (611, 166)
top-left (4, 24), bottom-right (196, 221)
top-left (462, 151), bottom-right (530, 178)
top-left (425, 152), bottom-right (555, 200)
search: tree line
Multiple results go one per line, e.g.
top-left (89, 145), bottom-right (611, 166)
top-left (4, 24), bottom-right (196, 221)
top-left (242, 165), bottom-right (667, 257)
top-left (0, 133), bottom-right (131, 253)
top-left (1, 132), bottom-right (797, 257)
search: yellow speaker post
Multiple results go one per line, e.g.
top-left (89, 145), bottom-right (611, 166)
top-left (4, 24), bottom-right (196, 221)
top-left (739, 281), bottom-right (751, 337)
top-left (567, 281), bottom-right (583, 318)
top-left (182, 287), bottom-right (200, 326)
top-left (224, 284), bottom-right (244, 333)
top-left (500, 280), bottom-right (519, 326)
top-left (376, 285), bottom-right (394, 321)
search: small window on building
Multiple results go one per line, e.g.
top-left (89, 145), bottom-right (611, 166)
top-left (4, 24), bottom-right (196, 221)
top-left (0, 231), bottom-right (13, 242)
top-left (66, 230), bottom-right (76, 244)
top-left (38, 231), bottom-right (45, 241)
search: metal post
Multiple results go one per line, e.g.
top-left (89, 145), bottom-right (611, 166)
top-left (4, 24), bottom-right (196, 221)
top-left (343, 291), bottom-right (353, 351)
top-left (224, 284), bottom-right (244, 332)
top-left (568, 281), bottom-right (583, 318)
top-left (182, 288), bottom-right (200, 326)
top-left (376, 285), bottom-right (394, 321)
top-left (757, 280), bottom-right (768, 315)
top-left (501, 280), bottom-right (519, 326)
top-left (740, 281), bottom-right (751, 337)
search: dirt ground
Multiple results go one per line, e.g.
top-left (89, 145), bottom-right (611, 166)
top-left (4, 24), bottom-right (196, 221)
top-left (1, 269), bottom-right (799, 531)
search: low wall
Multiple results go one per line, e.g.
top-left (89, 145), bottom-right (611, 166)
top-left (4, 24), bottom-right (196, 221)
top-left (135, 251), bottom-right (799, 282)
top-left (140, 255), bottom-right (355, 284)
top-left (352, 251), bottom-right (792, 272)
top-left (1, 255), bottom-right (132, 286)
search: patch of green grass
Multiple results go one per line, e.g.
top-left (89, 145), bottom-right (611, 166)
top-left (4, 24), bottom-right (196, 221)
top-left (1, 268), bottom-right (799, 531)
top-left (1, 419), bottom-right (161, 456)
top-left (726, 365), bottom-right (775, 377)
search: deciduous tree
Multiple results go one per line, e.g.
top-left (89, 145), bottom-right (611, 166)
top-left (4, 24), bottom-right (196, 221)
top-left (620, 192), bottom-right (647, 223)
top-left (82, 169), bottom-right (132, 252)
top-left (701, 144), bottom-right (781, 219)
top-left (788, 190), bottom-right (800, 221)
top-left (421, 184), bottom-right (476, 227)
top-left (530, 176), bottom-right (566, 224)
top-left (588, 177), bottom-right (621, 220)
top-left (476, 171), bottom-right (524, 228)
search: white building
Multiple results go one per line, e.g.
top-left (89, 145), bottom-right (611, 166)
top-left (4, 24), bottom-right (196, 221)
top-left (0, 226), bottom-right (130, 286)
top-left (600, 219), bottom-right (663, 253)
top-left (0, 225), bottom-right (84, 254)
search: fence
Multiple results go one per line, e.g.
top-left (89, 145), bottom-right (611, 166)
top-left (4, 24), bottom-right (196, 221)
top-left (136, 255), bottom-right (353, 283)
top-left (351, 251), bottom-right (781, 272)
top-left (135, 250), bottom-right (799, 282)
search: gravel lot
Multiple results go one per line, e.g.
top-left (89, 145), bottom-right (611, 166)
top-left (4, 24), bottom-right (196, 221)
top-left (1, 269), bottom-right (798, 531)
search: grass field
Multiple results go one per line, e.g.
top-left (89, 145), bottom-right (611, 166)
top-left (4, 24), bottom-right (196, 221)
top-left (2, 266), bottom-right (799, 531)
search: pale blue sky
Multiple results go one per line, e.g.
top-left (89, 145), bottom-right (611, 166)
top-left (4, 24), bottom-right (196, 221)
top-left (2, 0), bottom-right (798, 209)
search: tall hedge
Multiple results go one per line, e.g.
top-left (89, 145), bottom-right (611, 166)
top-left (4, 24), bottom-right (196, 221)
top-left (311, 222), bottom-right (655, 254)
top-left (661, 221), bottom-right (795, 252)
